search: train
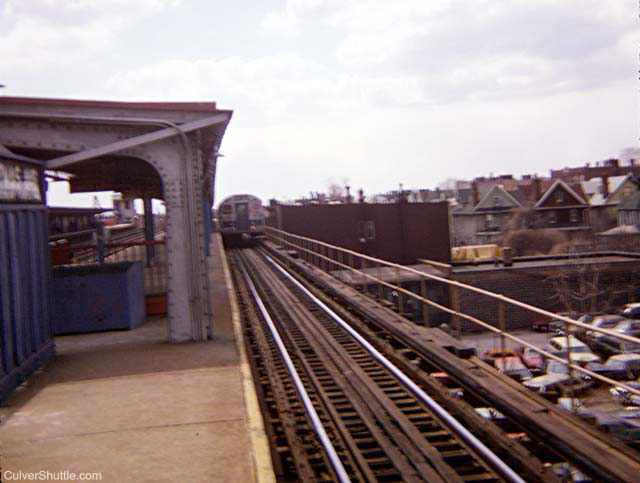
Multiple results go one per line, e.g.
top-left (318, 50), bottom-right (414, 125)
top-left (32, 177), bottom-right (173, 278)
top-left (217, 194), bottom-right (267, 246)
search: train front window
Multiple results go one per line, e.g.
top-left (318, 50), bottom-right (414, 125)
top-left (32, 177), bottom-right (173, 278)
top-left (220, 204), bottom-right (232, 215)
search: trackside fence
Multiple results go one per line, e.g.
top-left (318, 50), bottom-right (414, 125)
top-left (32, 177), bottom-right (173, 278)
top-left (266, 226), bottom-right (640, 399)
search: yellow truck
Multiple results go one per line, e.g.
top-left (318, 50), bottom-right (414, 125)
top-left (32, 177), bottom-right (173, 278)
top-left (451, 244), bottom-right (502, 262)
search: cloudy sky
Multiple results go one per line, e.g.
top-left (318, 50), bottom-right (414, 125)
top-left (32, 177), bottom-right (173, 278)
top-left (1, 0), bottom-right (638, 207)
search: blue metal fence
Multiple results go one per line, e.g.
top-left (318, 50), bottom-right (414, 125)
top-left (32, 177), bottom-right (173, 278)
top-left (0, 204), bottom-right (54, 402)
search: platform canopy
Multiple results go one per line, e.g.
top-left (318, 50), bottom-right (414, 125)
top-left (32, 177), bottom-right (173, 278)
top-left (0, 97), bottom-right (233, 342)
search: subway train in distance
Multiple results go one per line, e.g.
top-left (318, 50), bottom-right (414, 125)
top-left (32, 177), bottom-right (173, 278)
top-left (217, 194), bottom-right (267, 247)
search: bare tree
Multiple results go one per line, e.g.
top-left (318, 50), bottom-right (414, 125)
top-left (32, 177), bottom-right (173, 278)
top-left (620, 146), bottom-right (640, 164)
top-left (546, 246), bottom-right (635, 314)
top-left (326, 176), bottom-right (350, 201)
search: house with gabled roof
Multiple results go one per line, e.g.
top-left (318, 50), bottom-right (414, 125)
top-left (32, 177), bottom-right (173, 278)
top-left (473, 184), bottom-right (522, 235)
top-left (452, 184), bottom-right (525, 245)
top-left (533, 179), bottom-right (590, 231)
top-left (618, 191), bottom-right (640, 229)
top-left (582, 174), bottom-right (640, 231)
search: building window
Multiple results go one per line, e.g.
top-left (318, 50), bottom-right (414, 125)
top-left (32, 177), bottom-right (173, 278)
top-left (548, 210), bottom-right (557, 224)
top-left (485, 213), bottom-right (497, 230)
top-left (357, 221), bottom-right (376, 241)
top-left (555, 191), bottom-right (564, 203)
top-left (493, 196), bottom-right (500, 206)
top-left (570, 209), bottom-right (579, 223)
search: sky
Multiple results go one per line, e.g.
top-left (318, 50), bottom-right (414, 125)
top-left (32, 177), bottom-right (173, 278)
top-left (1, 0), bottom-right (638, 208)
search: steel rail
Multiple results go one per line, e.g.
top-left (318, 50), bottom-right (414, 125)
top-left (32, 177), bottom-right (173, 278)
top-left (237, 259), bottom-right (351, 483)
top-left (265, 253), bottom-right (526, 483)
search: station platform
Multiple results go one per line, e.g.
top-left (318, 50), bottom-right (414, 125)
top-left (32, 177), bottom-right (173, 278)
top-left (0, 235), bottom-right (274, 482)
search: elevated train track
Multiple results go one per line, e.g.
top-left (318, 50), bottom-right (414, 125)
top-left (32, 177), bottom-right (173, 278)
top-left (229, 245), bottom-right (640, 482)
top-left (232, 251), bottom-right (522, 481)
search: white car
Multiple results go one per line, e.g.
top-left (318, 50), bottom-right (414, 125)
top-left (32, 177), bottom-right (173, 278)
top-left (546, 335), bottom-right (601, 364)
top-left (523, 372), bottom-right (570, 392)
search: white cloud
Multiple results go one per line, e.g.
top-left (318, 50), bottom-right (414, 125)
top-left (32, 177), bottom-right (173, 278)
top-left (104, 54), bottom-right (434, 121)
top-left (261, 11), bottom-right (300, 36)
top-left (262, 0), bottom-right (638, 102)
top-left (0, 0), bottom-right (180, 70)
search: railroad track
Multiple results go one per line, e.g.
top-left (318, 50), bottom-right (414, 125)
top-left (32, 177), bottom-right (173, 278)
top-left (258, 243), bottom-right (640, 482)
top-left (230, 248), bottom-right (537, 482)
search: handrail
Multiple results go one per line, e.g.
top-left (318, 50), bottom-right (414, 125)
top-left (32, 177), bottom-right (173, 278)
top-left (266, 227), bottom-right (640, 397)
top-left (267, 227), bottom-right (640, 344)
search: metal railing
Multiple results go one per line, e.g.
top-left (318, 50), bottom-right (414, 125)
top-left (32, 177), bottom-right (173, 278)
top-left (50, 240), bottom-right (167, 295)
top-left (266, 227), bottom-right (640, 398)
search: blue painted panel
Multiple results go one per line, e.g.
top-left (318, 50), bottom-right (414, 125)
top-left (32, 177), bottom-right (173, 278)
top-left (0, 205), bottom-right (54, 403)
top-left (51, 262), bottom-right (145, 335)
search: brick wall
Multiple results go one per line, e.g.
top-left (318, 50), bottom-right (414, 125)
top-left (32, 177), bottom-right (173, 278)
top-left (276, 201), bottom-right (451, 264)
top-left (453, 261), bottom-right (640, 332)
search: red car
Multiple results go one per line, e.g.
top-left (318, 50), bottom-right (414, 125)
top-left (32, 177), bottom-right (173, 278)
top-left (516, 346), bottom-right (544, 374)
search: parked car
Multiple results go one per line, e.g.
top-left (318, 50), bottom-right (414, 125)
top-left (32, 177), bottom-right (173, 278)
top-left (584, 314), bottom-right (625, 340)
top-left (474, 407), bottom-right (506, 421)
top-left (481, 348), bottom-right (519, 364)
top-left (557, 397), bottom-right (588, 415)
top-left (611, 319), bottom-right (640, 338)
top-left (533, 312), bottom-right (578, 333)
top-left (524, 361), bottom-right (591, 393)
top-left (584, 354), bottom-right (640, 382)
top-left (549, 462), bottom-right (589, 482)
top-left (610, 382), bottom-right (640, 406)
top-left (516, 346), bottom-right (544, 374)
top-left (493, 356), bottom-right (533, 381)
top-left (546, 335), bottom-right (601, 365)
top-left (596, 415), bottom-right (640, 442)
top-left (623, 303), bottom-right (640, 319)
top-left (523, 372), bottom-right (571, 392)
top-left (545, 360), bottom-right (591, 380)
top-left (589, 337), bottom-right (640, 359)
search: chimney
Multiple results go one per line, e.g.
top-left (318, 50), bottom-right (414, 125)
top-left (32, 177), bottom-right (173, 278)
top-left (502, 247), bottom-right (513, 267)
top-left (601, 176), bottom-right (609, 197)
top-left (533, 177), bottom-right (542, 201)
top-left (471, 181), bottom-right (479, 205)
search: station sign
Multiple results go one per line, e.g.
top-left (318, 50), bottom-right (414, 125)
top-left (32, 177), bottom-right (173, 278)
top-left (0, 156), bottom-right (42, 202)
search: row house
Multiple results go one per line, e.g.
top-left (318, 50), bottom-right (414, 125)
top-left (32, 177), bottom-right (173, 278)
top-left (451, 178), bottom-right (591, 246)
top-left (580, 174), bottom-right (640, 232)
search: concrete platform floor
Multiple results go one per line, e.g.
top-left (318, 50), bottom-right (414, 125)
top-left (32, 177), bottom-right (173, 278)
top-left (0, 235), bottom-right (273, 482)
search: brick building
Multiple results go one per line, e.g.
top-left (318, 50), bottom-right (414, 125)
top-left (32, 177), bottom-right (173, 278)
top-left (273, 200), bottom-right (451, 265)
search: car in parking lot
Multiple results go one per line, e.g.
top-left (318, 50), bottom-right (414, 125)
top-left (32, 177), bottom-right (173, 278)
top-left (532, 312), bottom-right (579, 333)
top-left (610, 382), bottom-right (640, 406)
top-left (516, 346), bottom-right (544, 374)
top-left (493, 356), bottom-right (533, 381)
top-left (611, 319), bottom-right (640, 338)
top-left (583, 314), bottom-right (625, 340)
top-left (523, 371), bottom-right (572, 392)
top-left (584, 354), bottom-right (640, 382)
top-left (622, 303), bottom-right (640, 319)
top-left (546, 335), bottom-right (601, 365)
top-left (523, 360), bottom-right (591, 393)
top-left (481, 348), bottom-right (519, 364)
